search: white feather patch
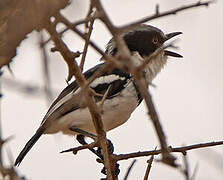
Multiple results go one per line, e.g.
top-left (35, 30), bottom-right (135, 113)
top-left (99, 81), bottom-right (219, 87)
top-left (90, 74), bottom-right (125, 88)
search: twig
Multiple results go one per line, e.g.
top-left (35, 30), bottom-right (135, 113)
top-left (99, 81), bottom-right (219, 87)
top-left (59, 0), bottom-right (216, 171)
top-left (144, 154), bottom-right (155, 180)
top-left (91, 0), bottom-right (177, 167)
top-left (137, 43), bottom-right (174, 72)
top-left (115, 140), bottom-right (223, 161)
top-left (120, 0), bottom-right (214, 32)
top-left (99, 85), bottom-right (111, 113)
top-left (45, 21), bottom-right (81, 81)
top-left (134, 77), bottom-right (176, 166)
top-left (123, 160), bottom-right (137, 180)
top-left (85, 2), bottom-right (94, 28)
top-left (60, 141), bottom-right (97, 154)
top-left (44, 0), bottom-right (215, 178)
top-left (45, 18), bottom-right (116, 180)
top-left (79, 15), bottom-right (95, 72)
top-left (57, 13), bottom-right (105, 56)
top-left (43, 15), bottom-right (98, 45)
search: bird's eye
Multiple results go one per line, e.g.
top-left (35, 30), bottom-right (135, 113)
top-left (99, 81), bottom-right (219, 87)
top-left (152, 37), bottom-right (159, 44)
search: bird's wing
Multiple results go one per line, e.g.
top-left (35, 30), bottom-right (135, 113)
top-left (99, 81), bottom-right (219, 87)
top-left (46, 63), bottom-right (104, 115)
top-left (41, 63), bottom-right (132, 124)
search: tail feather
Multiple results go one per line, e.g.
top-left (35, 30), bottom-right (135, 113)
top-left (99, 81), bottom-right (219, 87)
top-left (14, 127), bottom-right (45, 166)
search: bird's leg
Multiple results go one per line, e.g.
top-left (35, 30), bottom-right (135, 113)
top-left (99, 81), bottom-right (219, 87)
top-left (73, 130), bottom-right (118, 177)
top-left (69, 127), bottom-right (97, 139)
top-left (69, 126), bottom-right (116, 175)
top-left (76, 134), bottom-right (103, 159)
top-left (69, 127), bottom-right (114, 154)
top-left (69, 127), bottom-right (102, 158)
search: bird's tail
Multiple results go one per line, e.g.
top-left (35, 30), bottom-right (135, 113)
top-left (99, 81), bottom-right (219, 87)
top-left (14, 126), bottom-right (45, 166)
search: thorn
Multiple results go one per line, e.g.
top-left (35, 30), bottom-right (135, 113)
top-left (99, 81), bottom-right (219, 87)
top-left (51, 47), bottom-right (59, 52)
top-left (72, 51), bottom-right (82, 58)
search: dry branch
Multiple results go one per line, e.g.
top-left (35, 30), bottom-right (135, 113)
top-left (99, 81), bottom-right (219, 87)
top-left (79, 14), bottom-right (95, 72)
top-left (60, 141), bottom-right (97, 154)
top-left (144, 154), bottom-right (154, 180)
top-left (120, 0), bottom-right (214, 32)
top-left (45, 18), bottom-right (116, 180)
top-left (115, 140), bottom-right (223, 161)
top-left (0, 0), bottom-right (217, 179)
top-left (91, 0), bottom-right (176, 166)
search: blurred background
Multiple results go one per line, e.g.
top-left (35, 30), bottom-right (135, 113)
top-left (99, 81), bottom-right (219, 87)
top-left (2, 0), bottom-right (223, 179)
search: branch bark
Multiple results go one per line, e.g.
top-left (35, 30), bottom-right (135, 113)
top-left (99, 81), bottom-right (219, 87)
top-left (115, 140), bottom-right (223, 161)
top-left (45, 19), bottom-right (117, 180)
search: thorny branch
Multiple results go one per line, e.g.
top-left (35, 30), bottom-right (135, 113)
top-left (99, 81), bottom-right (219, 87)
top-left (0, 0), bottom-right (217, 179)
top-left (91, 0), bottom-right (176, 166)
top-left (46, 0), bottom-right (214, 178)
top-left (114, 140), bottom-right (223, 161)
top-left (60, 141), bottom-right (97, 154)
top-left (120, 0), bottom-right (215, 32)
top-left (45, 18), bottom-right (117, 180)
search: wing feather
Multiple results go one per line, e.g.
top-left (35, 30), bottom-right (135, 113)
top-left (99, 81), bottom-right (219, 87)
top-left (42, 63), bottom-right (132, 122)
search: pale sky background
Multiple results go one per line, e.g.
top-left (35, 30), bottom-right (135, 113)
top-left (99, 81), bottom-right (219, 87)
top-left (2, 0), bottom-right (223, 179)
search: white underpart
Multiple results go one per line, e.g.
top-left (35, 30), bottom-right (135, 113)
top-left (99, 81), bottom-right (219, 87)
top-left (45, 51), bottom-right (168, 135)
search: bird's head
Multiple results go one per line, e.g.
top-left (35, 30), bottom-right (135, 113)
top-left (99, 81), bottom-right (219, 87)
top-left (105, 24), bottom-right (182, 58)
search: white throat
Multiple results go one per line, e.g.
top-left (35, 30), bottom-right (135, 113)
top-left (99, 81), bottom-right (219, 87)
top-left (130, 51), bottom-right (167, 84)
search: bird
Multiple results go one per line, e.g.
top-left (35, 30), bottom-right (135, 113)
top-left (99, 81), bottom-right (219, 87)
top-left (14, 24), bottom-right (182, 166)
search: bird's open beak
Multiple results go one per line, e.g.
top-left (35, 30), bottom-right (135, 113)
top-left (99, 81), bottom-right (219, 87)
top-left (164, 32), bottom-right (183, 58)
